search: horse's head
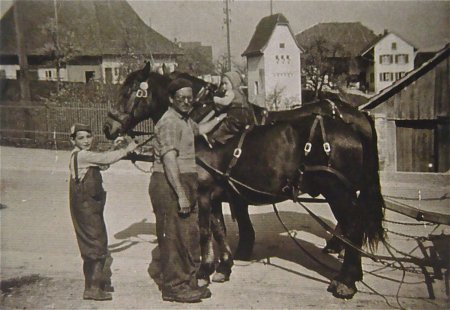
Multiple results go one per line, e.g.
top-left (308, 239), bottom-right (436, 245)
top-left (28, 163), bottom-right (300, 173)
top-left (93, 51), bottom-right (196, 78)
top-left (103, 62), bottom-right (171, 140)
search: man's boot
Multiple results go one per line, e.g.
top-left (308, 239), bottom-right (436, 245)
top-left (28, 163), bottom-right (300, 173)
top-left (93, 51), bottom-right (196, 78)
top-left (100, 256), bottom-right (114, 292)
top-left (83, 260), bottom-right (112, 301)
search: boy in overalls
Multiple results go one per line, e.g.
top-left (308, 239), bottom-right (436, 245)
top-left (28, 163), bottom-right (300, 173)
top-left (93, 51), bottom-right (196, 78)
top-left (69, 123), bottom-right (137, 301)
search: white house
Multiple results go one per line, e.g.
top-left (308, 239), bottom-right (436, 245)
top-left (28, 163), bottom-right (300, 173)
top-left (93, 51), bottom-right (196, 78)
top-left (361, 31), bottom-right (416, 93)
top-left (242, 14), bottom-right (302, 110)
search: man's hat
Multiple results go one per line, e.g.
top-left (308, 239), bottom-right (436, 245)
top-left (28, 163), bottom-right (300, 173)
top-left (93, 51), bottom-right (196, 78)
top-left (167, 78), bottom-right (193, 97)
top-left (70, 123), bottom-right (91, 138)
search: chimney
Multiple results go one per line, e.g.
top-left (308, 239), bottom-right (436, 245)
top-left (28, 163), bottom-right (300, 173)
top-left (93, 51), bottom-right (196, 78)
top-left (383, 29), bottom-right (388, 35)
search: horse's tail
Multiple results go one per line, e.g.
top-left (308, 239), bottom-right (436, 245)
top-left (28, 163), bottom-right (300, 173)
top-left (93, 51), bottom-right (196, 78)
top-left (358, 113), bottom-right (385, 250)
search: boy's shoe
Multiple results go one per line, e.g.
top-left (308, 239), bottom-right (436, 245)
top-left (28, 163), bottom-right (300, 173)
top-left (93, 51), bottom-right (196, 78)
top-left (162, 285), bottom-right (205, 303)
top-left (83, 288), bottom-right (112, 301)
top-left (201, 134), bottom-right (214, 149)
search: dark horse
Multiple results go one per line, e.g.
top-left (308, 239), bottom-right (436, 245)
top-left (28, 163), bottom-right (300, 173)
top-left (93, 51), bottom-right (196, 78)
top-left (103, 63), bottom-right (385, 299)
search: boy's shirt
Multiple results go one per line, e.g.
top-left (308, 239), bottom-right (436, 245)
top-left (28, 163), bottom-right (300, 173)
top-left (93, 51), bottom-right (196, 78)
top-left (69, 147), bottom-right (128, 182)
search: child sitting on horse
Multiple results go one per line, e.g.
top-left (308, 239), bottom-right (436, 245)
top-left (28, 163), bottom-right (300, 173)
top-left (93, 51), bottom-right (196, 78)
top-left (205, 71), bottom-right (253, 147)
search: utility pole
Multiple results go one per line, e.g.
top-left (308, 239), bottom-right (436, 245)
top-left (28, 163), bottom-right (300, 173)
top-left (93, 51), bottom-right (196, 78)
top-left (13, 0), bottom-right (30, 101)
top-left (53, 0), bottom-right (61, 93)
top-left (224, 0), bottom-right (231, 71)
top-left (270, 0), bottom-right (273, 15)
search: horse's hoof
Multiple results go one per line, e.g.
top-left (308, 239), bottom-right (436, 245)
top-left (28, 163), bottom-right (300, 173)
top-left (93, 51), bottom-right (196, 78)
top-left (197, 278), bottom-right (210, 288)
top-left (234, 250), bottom-right (252, 261)
top-left (327, 279), bottom-right (339, 293)
top-left (212, 272), bottom-right (229, 283)
top-left (331, 281), bottom-right (357, 299)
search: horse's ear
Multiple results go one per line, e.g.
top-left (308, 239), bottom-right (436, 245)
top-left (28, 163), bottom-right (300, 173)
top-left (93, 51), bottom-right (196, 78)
top-left (162, 63), bottom-right (170, 76)
top-left (143, 61), bottom-right (151, 73)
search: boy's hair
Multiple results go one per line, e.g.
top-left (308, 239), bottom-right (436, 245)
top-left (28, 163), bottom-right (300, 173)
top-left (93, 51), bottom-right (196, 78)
top-left (70, 123), bottom-right (91, 138)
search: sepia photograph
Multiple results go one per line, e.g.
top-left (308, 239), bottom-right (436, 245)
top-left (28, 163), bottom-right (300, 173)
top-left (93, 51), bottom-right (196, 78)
top-left (0, 0), bottom-right (449, 309)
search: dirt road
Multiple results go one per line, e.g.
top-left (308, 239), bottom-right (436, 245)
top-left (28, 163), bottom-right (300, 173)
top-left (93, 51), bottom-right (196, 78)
top-left (1, 146), bottom-right (448, 309)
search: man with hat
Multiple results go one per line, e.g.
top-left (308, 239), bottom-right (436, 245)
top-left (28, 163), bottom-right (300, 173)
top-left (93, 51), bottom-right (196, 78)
top-left (69, 123), bottom-right (137, 301)
top-left (149, 78), bottom-right (225, 303)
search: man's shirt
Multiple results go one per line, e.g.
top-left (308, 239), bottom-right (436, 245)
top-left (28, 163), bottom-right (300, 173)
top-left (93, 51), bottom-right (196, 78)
top-left (153, 107), bottom-right (199, 174)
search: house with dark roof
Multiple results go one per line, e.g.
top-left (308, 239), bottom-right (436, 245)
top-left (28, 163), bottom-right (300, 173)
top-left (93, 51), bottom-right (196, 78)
top-left (242, 13), bottom-right (302, 109)
top-left (360, 43), bottom-right (449, 173)
top-left (295, 22), bottom-right (377, 88)
top-left (0, 0), bottom-right (182, 83)
top-left (360, 30), bottom-right (417, 93)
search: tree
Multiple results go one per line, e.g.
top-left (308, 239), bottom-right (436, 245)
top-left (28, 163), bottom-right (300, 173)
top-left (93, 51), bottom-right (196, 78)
top-left (302, 36), bottom-right (346, 99)
top-left (38, 17), bottom-right (80, 94)
top-left (177, 46), bottom-right (215, 76)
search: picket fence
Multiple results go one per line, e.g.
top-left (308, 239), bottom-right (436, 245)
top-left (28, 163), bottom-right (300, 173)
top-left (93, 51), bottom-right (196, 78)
top-left (0, 101), bottom-right (153, 149)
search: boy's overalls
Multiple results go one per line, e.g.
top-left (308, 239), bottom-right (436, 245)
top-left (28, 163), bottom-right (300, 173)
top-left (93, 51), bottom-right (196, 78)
top-left (69, 151), bottom-right (112, 300)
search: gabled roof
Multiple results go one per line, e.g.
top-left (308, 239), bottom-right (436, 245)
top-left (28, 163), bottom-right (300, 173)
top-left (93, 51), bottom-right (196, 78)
top-left (0, 0), bottom-right (182, 57)
top-left (359, 43), bottom-right (449, 110)
top-left (295, 22), bottom-right (377, 58)
top-left (360, 31), bottom-right (417, 57)
top-left (242, 13), bottom-right (301, 57)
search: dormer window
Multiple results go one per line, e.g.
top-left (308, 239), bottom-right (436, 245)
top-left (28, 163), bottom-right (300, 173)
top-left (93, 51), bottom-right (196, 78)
top-left (279, 43), bottom-right (285, 48)
top-left (391, 42), bottom-right (397, 50)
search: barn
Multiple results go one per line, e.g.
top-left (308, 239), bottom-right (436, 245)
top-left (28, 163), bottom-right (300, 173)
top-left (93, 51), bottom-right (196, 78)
top-left (360, 43), bottom-right (449, 173)
top-left (0, 0), bottom-right (182, 84)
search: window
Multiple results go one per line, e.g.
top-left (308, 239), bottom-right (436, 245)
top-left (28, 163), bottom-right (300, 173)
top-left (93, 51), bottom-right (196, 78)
top-left (254, 81), bottom-right (259, 95)
top-left (391, 42), bottom-right (397, 50)
top-left (275, 55), bottom-right (279, 64)
top-left (379, 54), bottom-right (393, 65)
top-left (44, 70), bottom-right (53, 80)
top-left (395, 72), bottom-right (406, 80)
top-left (379, 72), bottom-right (393, 81)
top-left (281, 55), bottom-right (285, 63)
top-left (395, 54), bottom-right (409, 64)
top-left (279, 43), bottom-right (285, 48)
top-left (286, 55), bottom-right (291, 64)
top-left (114, 68), bottom-right (120, 76)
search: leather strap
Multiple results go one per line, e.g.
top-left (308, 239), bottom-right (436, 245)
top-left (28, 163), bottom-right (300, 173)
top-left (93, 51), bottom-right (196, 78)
top-left (72, 151), bottom-right (80, 183)
top-left (225, 125), bottom-right (254, 177)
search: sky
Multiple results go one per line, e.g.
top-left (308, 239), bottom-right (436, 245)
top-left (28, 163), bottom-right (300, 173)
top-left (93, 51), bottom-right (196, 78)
top-left (127, 0), bottom-right (449, 61)
top-left (1, 0), bottom-right (449, 62)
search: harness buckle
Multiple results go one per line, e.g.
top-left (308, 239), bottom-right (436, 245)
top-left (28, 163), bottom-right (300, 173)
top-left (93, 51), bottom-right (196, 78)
top-left (304, 142), bottom-right (312, 156)
top-left (136, 89), bottom-right (147, 98)
top-left (323, 142), bottom-right (331, 156)
top-left (233, 148), bottom-right (242, 158)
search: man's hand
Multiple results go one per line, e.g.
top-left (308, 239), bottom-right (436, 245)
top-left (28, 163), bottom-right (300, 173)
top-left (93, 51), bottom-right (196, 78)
top-left (215, 113), bottom-right (227, 122)
top-left (177, 195), bottom-right (191, 217)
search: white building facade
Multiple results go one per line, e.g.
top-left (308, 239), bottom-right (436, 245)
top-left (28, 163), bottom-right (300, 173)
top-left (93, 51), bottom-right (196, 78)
top-left (243, 14), bottom-right (302, 110)
top-left (362, 32), bottom-right (416, 93)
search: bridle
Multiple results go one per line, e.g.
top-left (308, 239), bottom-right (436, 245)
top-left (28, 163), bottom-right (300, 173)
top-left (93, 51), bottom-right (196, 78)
top-left (108, 80), bottom-right (151, 130)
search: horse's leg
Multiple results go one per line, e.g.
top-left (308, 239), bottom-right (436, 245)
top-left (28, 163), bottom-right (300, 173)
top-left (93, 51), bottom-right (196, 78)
top-left (210, 201), bottom-right (233, 282)
top-left (323, 222), bottom-right (345, 257)
top-left (325, 188), bottom-right (363, 299)
top-left (196, 192), bottom-right (215, 285)
top-left (231, 198), bottom-right (255, 261)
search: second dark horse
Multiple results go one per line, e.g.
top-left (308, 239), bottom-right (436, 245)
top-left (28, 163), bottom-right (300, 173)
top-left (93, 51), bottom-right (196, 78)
top-left (103, 63), bottom-right (385, 299)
